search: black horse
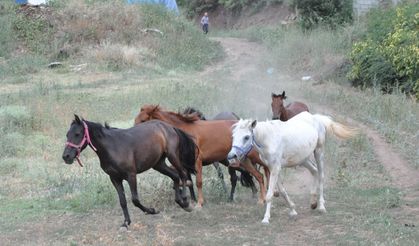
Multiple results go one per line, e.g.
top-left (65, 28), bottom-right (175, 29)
top-left (62, 115), bottom-right (196, 228)
top-left (182, 107), bottom-right (257, 201)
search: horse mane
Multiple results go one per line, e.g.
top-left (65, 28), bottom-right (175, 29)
top-left (145, 104), bottom-right (201, 123)
top-left (182, 107), bottom-right (206, 120)
top-left (167, 111), bottom-right (201, 122)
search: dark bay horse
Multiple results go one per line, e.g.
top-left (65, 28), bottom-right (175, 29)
top-left (62, 115), bottom-right (196, 228)
top-left (271, 91), bottom-right (309, 121)
top-left (135, 105), bottom-right (269, 207)
top-left (183, 107), bottom-right (257, 201)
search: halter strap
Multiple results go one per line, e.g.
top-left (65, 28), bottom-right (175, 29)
top-left (232, 132), bottom-right (262, 159)
top-left (65, 121), bottom-right (97, 167)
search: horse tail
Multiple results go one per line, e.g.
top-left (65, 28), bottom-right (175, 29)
top-left (239, 170), bottom-right (255, 188)
top-left (173, 127), bottom-right (197, 174)
top-left (313, 114), bottom-right (358, 139)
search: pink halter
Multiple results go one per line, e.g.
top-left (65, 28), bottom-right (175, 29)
top-left (65, 121), bottom-right (97, 167)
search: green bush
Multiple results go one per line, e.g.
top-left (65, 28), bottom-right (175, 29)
top-left (348, 3), bottom-right (419, 98)
top-left (13, 11), bottom-right (52, 54)
top-left (178, 0), bottom-right (285, 18)
top-left (293, 0), bottom-right (353, 29)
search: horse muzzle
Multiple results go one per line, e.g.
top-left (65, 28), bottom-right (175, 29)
top-left (62, 154), bottom-right (74, 164)
top-left (227, 151), bottom-right (242, 167)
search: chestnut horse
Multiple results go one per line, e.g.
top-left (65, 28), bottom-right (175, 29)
top-left (183, 107), bottom-right (258, 201)
top-left (135, 105), bottom-right (269, 207)
top-left (62, 115), bottom-right (196, 228)
top-left (271, 91), bottom-right (309, 121)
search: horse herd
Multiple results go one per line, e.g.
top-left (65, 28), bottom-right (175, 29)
top-left (62, 91), bottom-right (357, 227)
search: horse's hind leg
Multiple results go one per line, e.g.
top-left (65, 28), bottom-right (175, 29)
top-left (213, 161), bottom-right (228, 193)
top-left (314, 147), bottom-right (326, 213)
top-left (127, 174), bottom-right (158, 215)
top-left (276, 174), bottom-right (297, 219)
top-left (187, 172), bottom-right (197, 202)
top-left (154, 160), bottom-right (192, 211)
top-left (302, 158), bottom-right (319, 209)
top-left (109, 176), bottom-right (131, 228)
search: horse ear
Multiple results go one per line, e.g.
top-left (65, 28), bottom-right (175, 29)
top-left (153, 104), bottom-right (160, 112)
top-left (74, 114), bottom-right (81, 123)
top-left (250, 120), bottom-right (257, 129)
top-left (282, 91), bottom-right (287, 99)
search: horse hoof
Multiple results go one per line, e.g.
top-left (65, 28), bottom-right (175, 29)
top-left (288, 210), bottom-right (298, 220)
top-left (183, 204), bottom-right (193, 212)
top-left (146, 208), bottom-right (159, 215)
top-left (311, 202), bottom-right (318, 210)
top-left (273, 191), bottom-right (280, 197)
top-left (318, 207), bottom-right (327, 213)
top-left (257, 199), bottom-right (265, 205)
top-left (261, 219), bottom-right (270, 224)
top-left (119, 226), bottom-right (128, 232)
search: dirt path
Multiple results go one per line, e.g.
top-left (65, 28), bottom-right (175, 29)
top-left (209, 36), bottom-right (419, 220)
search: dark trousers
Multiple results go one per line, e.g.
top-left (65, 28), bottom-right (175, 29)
top-left (202, 24), bottom-right (208, 34)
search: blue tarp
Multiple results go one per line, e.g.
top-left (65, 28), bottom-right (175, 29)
top-left (126, 0), bottom-right (179, 14)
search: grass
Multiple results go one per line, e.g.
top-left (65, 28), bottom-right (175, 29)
top-left (1, 2), bottom-right (419, 244)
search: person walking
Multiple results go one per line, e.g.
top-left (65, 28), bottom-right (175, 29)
top-left (201, 12), bottom-right (209, 34)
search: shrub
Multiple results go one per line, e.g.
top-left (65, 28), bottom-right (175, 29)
top-left (348, 3), bottom-right (419, 98)
top-left (293, 0), bottom-right (353, 29)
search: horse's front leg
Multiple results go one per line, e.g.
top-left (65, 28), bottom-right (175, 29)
top-left (228, 166), bottom-right (238, 202)
top-left (127, 174), bottom-right (159, 215)
top-left (109, 176), bottom-right (131, 228)
top-left (195, 156), bottom-right (204, 208)
top-left (262, 165), bottom-right (280, 224)
top-left (242, 158), bottom-right (266, 204)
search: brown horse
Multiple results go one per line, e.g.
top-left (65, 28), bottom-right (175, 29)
top-left (271, 91), bottom-right (309, 120)
top-left (183, 107), bottom-right (258, 202)
top-left (135, 105), bottom-right (269, 207)
top-left (62, 115), bottom-right (196, 228)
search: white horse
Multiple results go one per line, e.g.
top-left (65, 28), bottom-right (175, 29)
top-left (227, 112), bottom-right (357, 224)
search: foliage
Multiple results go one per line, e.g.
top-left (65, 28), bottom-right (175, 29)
top-left (348, 3), bottom-right (419, 98)
top-left (3, 1), bottom-right (223, 74)
top-left (178, 0), bottom-right (285, 18)
top-left (293, 0), bottom-right (353, 29)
